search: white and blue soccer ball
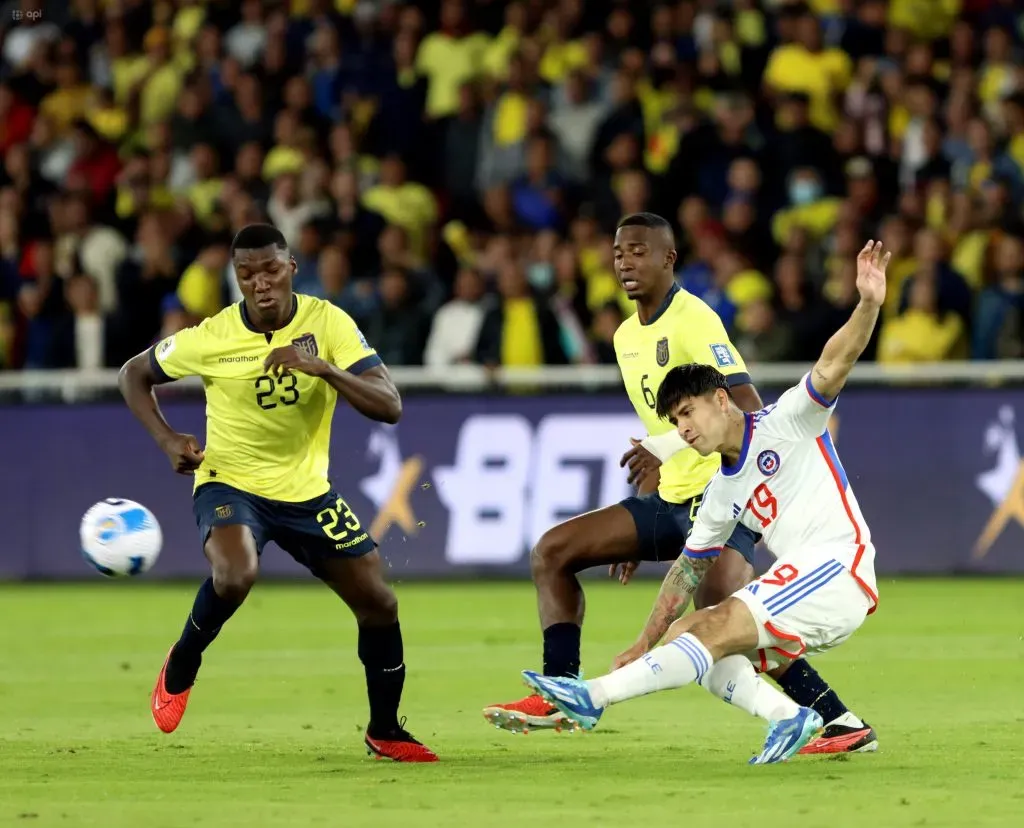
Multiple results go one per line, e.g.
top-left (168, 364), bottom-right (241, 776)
top-left (80, 498), bottom-right (163, 577)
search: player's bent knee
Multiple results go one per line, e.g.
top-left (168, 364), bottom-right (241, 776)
top-left (529, 527), bottom-right (572, 578)
top-left (687, 598), bottom-right (759, 658)
top-left (211, 563), bottom-right (257, 602)
top-left (355, 586), bottom-right (398, 626)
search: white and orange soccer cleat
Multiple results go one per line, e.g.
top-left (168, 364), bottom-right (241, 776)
top-left (482, 693), bottom-right (572, 734)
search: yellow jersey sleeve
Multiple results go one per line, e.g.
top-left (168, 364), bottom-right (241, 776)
top-left (149, 324), bottom-right (209, 381)
top-left (324, 303), bottom-right (383, 375)
top-left (677, 296), bottom-right (751, 386)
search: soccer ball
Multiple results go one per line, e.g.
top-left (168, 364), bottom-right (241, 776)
top-left (80, 498), bottom-right (163, 577)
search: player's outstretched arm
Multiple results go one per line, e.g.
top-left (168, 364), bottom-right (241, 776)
top-left (610, 553), bottom-right (716, 670)
top-left (118, 352), bottom-right (204, 474)
top-left (809, 240), bottom-right (889, 402)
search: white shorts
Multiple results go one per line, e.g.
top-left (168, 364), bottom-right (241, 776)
top-left (731, 551), bottom-right (875, 673)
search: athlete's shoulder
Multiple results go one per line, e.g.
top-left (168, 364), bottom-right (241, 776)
top-left (669, 287), bottom-right (719, 322)
top-left (172, 304), bottom-right (244, 345)
top-left (751, 402), bottom-right (805, 445)
top-left (613, 308), bottom-right (640, 345)
top-left (299, 293), bottom-right (343, 316)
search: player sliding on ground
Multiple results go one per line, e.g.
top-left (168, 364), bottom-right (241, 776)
top-left (521, 240), bottom-right (889, 765)
top-left (485, 213), bottom-right (875, 754)
top-left (119, 223), bottom-right (437, 762)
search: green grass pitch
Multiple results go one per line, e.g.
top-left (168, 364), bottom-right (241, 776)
top-left (2, 578), bottom-right (1022, 827)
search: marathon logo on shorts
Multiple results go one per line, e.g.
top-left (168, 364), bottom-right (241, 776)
top-left (655, 337), bottom-right (670, 367)
top-left (710, 343), bottom-right (736, 368)
top-left (292, 333), bottom-right (319, 358)
top-left (757, 450), bottom-right (781, 477)
top-left (215, 505), bottom-right (233, 519)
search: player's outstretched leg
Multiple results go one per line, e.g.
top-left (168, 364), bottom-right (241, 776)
top-left (153, 525), bottom-right (257, 733)
top-left (483, 504), bottom-right (641, 733)
top-left (523, 598), bottom-right (822, 763)
top-left (698, 548), bottom-right (877, 754)
top-left (318, 550), bottom-right (438, 762)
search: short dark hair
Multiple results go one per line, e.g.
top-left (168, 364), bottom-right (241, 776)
top-left (655, 364), bottom-right (730, 420)
top-left (231, 223), bottom-right (287, 256)
top-left (617, 211), bottom-right (673, 234)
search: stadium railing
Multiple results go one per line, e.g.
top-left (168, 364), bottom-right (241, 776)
top-left (1, 361), bottom-right (1024, 402)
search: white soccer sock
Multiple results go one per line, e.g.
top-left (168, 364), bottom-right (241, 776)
top-left (588, 633), bottom-right (713, 708)
top-left (829, 711), bottom-right (865, 729)
top-left (697, 654), bottom-right (800, 722)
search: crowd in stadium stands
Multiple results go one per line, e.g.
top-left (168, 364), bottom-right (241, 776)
top-left (0, 0), bottom-right (1023, 372)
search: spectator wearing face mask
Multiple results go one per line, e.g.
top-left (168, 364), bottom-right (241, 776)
top-left (772, 166), bottom-right (843, 249)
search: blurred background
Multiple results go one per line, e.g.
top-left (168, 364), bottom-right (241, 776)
top-left (1, 0), bottom-right (1024, 581)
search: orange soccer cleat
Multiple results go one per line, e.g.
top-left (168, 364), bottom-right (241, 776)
top-left (482, 693), bottom-right (571, 734)
top-left (150, 648), bottom-right (193, 734)
top-left (798, 719), bottom-right (878, 755)
top-left (364, 718), bottom-right (439, 762)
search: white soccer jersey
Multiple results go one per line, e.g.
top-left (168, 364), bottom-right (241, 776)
top-left (684, 374), bottom-right (878, 611)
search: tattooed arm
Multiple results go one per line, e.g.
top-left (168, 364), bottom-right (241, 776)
top-left (610, 553), bottom-right (717, 670)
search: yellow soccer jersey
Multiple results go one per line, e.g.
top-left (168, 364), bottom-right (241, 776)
top-left (150, 295), bottom-right (381, 503)
top-left (615, 284), bottom-right (751, 504)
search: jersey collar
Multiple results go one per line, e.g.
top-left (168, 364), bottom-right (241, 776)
top-left (239, 295), bottom-right (299, 333)
top-left (721, 412), bottom-right (755, 477)
top-left (640, 282), bottom-right (680, 326)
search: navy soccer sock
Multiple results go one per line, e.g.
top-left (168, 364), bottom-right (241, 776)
top-left (775, 658), bottom-right (848, 725)
top-left (542, 622), bottom-right (581, 678)
top-left (359, 622), bottom-right (406, 736)
top-left (165, 578), bottom-right (243, 693)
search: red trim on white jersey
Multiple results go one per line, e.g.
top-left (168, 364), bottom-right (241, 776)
top-left (815, 436), bottom-right (879, 614)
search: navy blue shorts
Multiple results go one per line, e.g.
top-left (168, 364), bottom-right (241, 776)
top-left (619, 491), bottom-right (760, 564)
top-left (193, 483), bottom-right (376, 578)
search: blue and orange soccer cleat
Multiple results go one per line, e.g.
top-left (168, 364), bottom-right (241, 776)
top-left (364, 718), bottom-right (439, 762)
top-left (750, 707), bottom-right (823, 765)
top-left (520, 671), bottom-right (604, 731)
top-left (150, 648), bottom-right (192, 734)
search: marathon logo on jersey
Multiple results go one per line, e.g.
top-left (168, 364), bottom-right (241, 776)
top-left (292, 332), bottom-right (319, 358)
top-left (655, 337), bottom-right (670, 367)
top-left (757, 449), bottom-right (781, 477)
top-left (710, 343), bottom-right (736, 368)
top-left (355, 325), bottom-right (373, 351)
top-left (214, 505), bottom-right (233, 519)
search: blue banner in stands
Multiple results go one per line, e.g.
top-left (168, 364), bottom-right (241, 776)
top-left (2, 387), bottom-right (1024, 578)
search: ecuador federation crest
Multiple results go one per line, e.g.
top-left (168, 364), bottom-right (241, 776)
top-left (292, 332), bottom-right (319, 357)
top-left (655, 337), bottom-right (670, 367)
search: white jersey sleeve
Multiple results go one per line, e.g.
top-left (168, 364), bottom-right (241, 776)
top-left (683, 477), bottom-right (743, 559)
top-left (758, 373), bottom-right (837, 442)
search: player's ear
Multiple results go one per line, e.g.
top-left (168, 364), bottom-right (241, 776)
top-left (289, 256), bottom-right (298, 276)
top-left (665, 247), bottom-right (677, 268)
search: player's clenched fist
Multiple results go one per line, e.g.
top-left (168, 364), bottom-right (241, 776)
top-left (263, 344), bottom-right (325, 377)
top-left (159, 433), bottom-right (205, 475)
top-left (855, 240), bottom-right (890, 307)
